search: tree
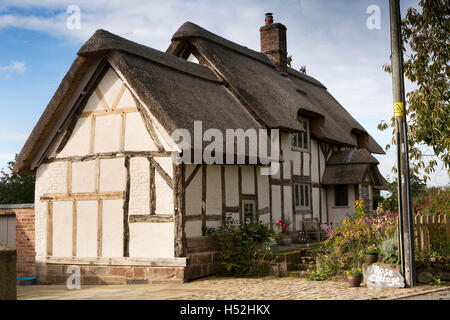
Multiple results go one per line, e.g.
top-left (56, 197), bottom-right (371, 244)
top-left (378, 0), bottom-right (449, 182)
top-left (0, 155), bottom-right (35, 204)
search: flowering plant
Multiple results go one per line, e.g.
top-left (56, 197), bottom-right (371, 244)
top-left (365, 244), bottom-right (378, 253)
top-left (346, 268), bottom-right (362, 276)
top-left (274, 218), bottom-right (291, 236)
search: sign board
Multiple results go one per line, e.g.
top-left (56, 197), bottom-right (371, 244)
top-left (365, 264), bottom-right (405, 288)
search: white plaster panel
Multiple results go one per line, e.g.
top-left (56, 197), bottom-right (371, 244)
top-left (129, 222), bottom-right (174, 258)
top-left (186, 165), bottom-right (202, 216)
top-left (206, 165), bottom-right (221, 216)
top-left (257, 170), bottom-right (270, 210)
top-left (271, 185), bottom-right (281, 223)
top-left (206, 220), bottom-right (221, 229)
top-left (155, 157), bottom-right (173, 179)
top-left (52, 201), bottom-right (73, 257)
top-left (76, 200), bottom-right (97, 257)
top-left (311, 139), bottom-right (319, 183)
top-left (57, 117), bottom-right (90, 158)
top-left (71, 160), bottom-right (95, 193)
top-left (102, 199), bottom-right (123, 257)
top-left (100, 158), bottom-right (126, 192)
top-left (241, 165), bottom-right (255, 195)
top-left (118, 87), bottom-right (137, 108)
top-left (97, 68), bottom-right (122, 108)
top-left (129, 157), bottom-right (150, 215)
top-left (283, 160), bottom-right (291, 179)
top-left (84, 90), bottom-right (102, 112)
top-left (155, 171), bottom-right (174, 214)
top-left (312, 187), bottom-right (320, 220)
top-left (124, 112), bottom-right (158, 151)
top-left (283, 186), bottom-right (293, 227)
top-left (185, 221), bottom-right (202, 238)
top-left (327, 185), bottom-right (356, 225)
top-left (225, 166), bottom-right (238, 206)
top-left (303, 152), bottom-right (310, 177)
top-left (94, 114), bottom-right (121, 153)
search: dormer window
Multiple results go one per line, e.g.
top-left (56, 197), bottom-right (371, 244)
top-left (291, 116), bottom-right (310, 152)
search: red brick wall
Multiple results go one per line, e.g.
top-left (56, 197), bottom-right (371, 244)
top-left (0, 206), bottom-right (35, 278)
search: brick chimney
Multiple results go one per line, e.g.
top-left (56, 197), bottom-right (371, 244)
top-left (260, 13), bottom-right (288, 75)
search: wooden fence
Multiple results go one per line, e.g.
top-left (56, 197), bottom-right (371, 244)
top-left (414, 215), bottom-right (450, 253)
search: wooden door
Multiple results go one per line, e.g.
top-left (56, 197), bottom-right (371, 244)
top-left (0, 215), bottom-right (16, 248)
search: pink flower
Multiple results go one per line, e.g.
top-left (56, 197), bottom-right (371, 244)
top-left (237, 225), bottom-right (241, 229)
top-left (276, 220), bottom-right (282, 226)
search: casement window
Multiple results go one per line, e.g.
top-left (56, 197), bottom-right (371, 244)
top-left (334, 184), bottom-right (349, 207)
top-left (294, 182), bottom-right (311, 210)
top-left (242, 200), bottom-right (256, 220)
top-left (292, 117), bottom-right (310, 151)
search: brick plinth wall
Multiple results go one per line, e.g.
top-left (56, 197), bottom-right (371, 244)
top-left (0, 204), bottom-right (36, 278)
top-left (185, 236), bottom-right (221, 280)
top-left (44, 264), bottom-right (185, 285)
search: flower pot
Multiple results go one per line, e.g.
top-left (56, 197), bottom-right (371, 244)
top-left (347, 274), bottom-right (362, 287)
top-left (365, 252), bottom-right (378, 264)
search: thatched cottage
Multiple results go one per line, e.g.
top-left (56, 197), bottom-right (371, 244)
top-left (14, 15), bottom-right (387, 284)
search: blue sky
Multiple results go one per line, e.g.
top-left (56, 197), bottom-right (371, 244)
top-left (0, 0), bottom-right (448, 186)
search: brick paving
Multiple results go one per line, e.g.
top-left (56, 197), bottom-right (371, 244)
top-left (17, 276), bottom-right (450, 300)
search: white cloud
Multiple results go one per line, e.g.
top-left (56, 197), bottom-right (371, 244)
top-left (0, 61), bottom-right (26, 73)
top-left (0, 130), bottom-right (29, 141)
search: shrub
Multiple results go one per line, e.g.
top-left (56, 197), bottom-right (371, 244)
top-left (206, 215), bottom-right (274, 277)
top-left (414, 187), bottom-right (449, 216)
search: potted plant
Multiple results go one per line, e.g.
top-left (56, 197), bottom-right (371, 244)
top-left (365, 244), bottom-right (379, 263)
top-left (274, 219), bottom-right (292, 246)
top-left (346, 268), bottom-right (363, 287)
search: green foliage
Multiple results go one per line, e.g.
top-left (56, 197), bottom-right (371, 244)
top-left (379, 0), bottom-right (450, 182)
top-left (414, 187), bottom-right (449, 216)
top-left (429, 277), bottom-right (446, 286)
top-left (0, 155), bottom-right (35, 204)
top-left (381, 237), bottom-right (401, 267)
top-left (206, 215), bottom-right (274, 277)
top-left (309, 253), bottom-right (339, 281)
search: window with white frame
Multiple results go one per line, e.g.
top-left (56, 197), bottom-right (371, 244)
top-left (292, 116), bottom-right (310, 151)
top-left (294, 182), bottom-right (311, 210)
top-left (242, 200), bottom-right (256, 221)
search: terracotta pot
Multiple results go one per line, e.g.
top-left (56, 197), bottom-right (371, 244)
top-left (347, 274), bottom-right (362, 287)
top-left (365, 252), bottom-right (378, 264)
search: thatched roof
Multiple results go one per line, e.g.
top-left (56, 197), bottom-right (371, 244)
top-left (168, 22), bottom-right (385, 152)
top-left (322, 149), bottom-right (388, 188)
top-left (14, 23), bottom-right (385, 173)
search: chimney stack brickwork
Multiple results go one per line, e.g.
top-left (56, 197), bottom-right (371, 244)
top-left (260, 14), bottom-right (288, 75)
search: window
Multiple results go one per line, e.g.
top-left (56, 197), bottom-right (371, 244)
top-left (242, 200), bottom-right (256, 221)
top-left (294, 182), bottom-right (311, 210)
top-left (334, 185), bottom-right (348, 207)
top-left (292, 117), bottom-right (310, 151)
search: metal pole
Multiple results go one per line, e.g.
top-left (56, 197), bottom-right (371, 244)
top-left (389, 0), bottom-right (416, 287)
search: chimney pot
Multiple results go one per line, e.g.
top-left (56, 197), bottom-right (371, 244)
top-left (265, 13), bottom-right (273, 25)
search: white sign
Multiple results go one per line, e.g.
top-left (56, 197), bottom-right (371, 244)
top-left (365, 265), bottom-right (405, 288)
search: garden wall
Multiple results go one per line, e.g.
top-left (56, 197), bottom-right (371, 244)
top-left (0, 204), bottom-right (36, 278)
top-left (0, 247), bottom-right (16, 300)
top-left (416, 257), bottom-right (450, 284)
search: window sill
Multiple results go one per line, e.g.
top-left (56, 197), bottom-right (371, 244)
top-left (291, 147), bottom-right (310, 153)
top-left (332, 206), bottom-right (351, 209)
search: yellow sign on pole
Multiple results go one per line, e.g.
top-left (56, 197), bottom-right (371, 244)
top-left (394, 102), bottom-right (403, 117)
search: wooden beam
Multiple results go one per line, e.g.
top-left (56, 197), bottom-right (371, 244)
top-left (174, 163), bottom-right (186, 257)
top-left (221, 165), bottom-right (225, 223)
top-left (41, 191), bottom-right (124, 202)
top-left (185, 164), bottom-right (201, 189)
top-left (79, 107), bottom-right (138, 118)
top-left (224, 206), bottom-right (240, 213)
top-left (149, 158), bottom-right (156, 215)
top-left (238, 166), bottom-right (242, 225)
top-left (119, 112), bottom-right (126, 152)
top-left (201, 165), bottom-right (207, 236)
top-left (95, 87), bottom-right (109, 111)
top-left (130, 214), bottom-right (174, 223)
top-left (185, 214), bottom-right (222, 222)
top-left (111, 83), bottom-right (126, 111)
top-left (123, 157), bottom-right (130, 257)
top-left (149, 157), bottom-right (173, 189)
top-left (257, 207), bottom-right (270, 215)
top-left (45, 151), bottom-right (171, 164)
top-left (134, 98), bottom-right (165, 153)
top-left (47, 201), bottom-right (53, 256)
top-left (97, 199), bottom-right (103, 257)
top-left (270, 178), bottom-right (291, 186)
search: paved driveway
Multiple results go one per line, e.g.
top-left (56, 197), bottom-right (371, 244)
top-left (17, 276), bottom-right (450, 300)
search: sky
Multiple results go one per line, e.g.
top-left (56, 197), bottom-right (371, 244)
top-left (0, 0), bottom-right (448, 186)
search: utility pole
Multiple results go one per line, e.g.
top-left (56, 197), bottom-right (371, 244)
top-left (389, 0), bottom-right (416, 287)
